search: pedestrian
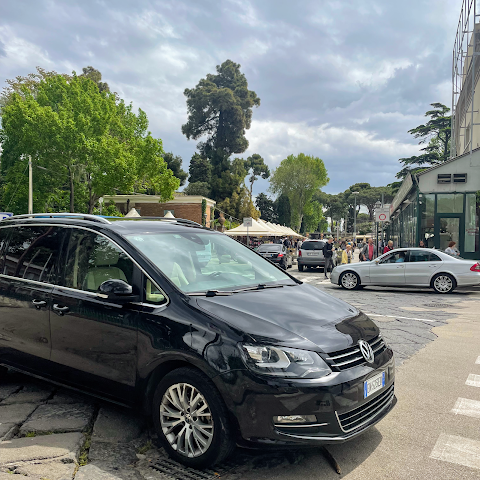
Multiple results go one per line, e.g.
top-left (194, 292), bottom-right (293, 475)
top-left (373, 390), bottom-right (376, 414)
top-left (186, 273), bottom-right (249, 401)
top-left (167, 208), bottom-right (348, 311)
top-left (383, 240), bottom-right (394, 254)
top-left (341, 244), bottom-right (353, 264)
top-left (322, 236), bottom-right (335, 279)
top-left (445, 241), bottom-right (460, 257)
top-left (297, 239), bottom-right (303, 250)
top-left (361, 238), bottom-right (377, 261)
top-left (419, 240), bottom-right (426, 248)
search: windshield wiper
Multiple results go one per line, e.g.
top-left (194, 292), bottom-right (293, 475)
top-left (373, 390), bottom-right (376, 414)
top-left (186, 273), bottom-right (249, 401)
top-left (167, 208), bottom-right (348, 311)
top-left (188, 283), bottom-right (292, 297)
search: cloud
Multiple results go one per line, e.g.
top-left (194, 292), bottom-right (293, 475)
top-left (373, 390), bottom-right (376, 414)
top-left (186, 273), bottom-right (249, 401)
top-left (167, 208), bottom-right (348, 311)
top-left (0, 0), bottom-right (460, 195)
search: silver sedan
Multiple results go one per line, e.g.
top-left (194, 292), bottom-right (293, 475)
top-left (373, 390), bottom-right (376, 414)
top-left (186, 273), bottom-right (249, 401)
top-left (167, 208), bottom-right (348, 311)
top-left (330, 248), bottom-right (480, 294)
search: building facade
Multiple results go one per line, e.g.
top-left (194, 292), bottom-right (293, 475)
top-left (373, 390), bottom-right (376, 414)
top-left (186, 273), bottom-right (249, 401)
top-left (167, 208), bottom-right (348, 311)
top-left (387, 151), bottom-right (480, 259)
top-left (103, 193), bottom-right (216, 226)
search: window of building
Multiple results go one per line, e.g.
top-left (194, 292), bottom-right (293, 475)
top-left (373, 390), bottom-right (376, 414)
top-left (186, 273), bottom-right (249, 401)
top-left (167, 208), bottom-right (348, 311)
top-left (465, 193), bottom-right (479, 253)
top-left (437, 193), bottom-right (464, 213)
top-left (63, 229), bottom-right (134, 292)
top-left (3, 226), bottom-right (62, 283)
top-left (437, 174), bottom-right (451, 184)
top-left (420, 194), bottom-right (435, 248)
top-left (453, 173), bottom-right (467, 183)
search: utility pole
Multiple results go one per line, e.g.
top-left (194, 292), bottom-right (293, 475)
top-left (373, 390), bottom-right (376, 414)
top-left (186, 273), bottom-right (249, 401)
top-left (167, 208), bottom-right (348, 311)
top-left (352, 191), bottom-right (359, 241)
top-left (28, 156), bottom-right (33, 215)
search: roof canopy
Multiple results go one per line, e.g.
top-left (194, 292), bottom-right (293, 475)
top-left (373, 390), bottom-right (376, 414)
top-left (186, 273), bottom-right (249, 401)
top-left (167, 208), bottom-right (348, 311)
top-left (225, 219), bottom-right (304, 237)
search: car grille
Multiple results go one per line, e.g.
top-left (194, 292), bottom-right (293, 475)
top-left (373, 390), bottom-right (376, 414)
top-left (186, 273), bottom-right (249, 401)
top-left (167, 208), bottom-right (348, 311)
top-left (337, 384), bottom-right (395, 432)
top-left (325, 335), bottom-right (387, 370)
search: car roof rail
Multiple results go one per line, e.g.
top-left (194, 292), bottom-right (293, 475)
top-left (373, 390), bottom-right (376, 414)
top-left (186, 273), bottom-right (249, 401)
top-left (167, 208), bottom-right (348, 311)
top-left (1, 213), bottom-right (111, 224)
top-left (112, 216), bottom-right (203, 227)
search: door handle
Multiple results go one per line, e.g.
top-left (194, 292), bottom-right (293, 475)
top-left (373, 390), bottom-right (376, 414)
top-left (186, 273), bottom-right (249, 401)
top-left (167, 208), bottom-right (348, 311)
top-left (396, 265), bottom-right (404, 268)
top-left (53, 304), bottom-right (70, 315)
top-left (32, 299), bottom-right (47, 309)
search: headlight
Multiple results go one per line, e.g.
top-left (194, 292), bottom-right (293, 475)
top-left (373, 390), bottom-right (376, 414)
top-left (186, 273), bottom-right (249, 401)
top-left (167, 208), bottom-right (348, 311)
top-left (241, 344), bottom-right (332, 379)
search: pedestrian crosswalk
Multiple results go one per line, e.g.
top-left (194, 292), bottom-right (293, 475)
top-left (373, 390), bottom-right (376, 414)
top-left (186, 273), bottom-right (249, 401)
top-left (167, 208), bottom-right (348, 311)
top-left (429, 356), bottom-right (480, 469)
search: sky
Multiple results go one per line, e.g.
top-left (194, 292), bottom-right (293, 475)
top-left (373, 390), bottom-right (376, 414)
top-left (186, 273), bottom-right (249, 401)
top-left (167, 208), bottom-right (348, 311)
top-left (0, 0), bottom-right (461, 197)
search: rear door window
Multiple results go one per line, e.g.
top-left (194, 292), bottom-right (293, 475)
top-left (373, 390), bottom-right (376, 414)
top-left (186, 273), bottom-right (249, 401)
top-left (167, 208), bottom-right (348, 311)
top-left (408, 250), bottom-right (442, 262)
top-left (3, 226), bottom-right (63, 283)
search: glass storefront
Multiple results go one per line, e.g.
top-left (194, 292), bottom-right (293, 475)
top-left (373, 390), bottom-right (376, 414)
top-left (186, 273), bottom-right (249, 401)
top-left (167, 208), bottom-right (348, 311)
top-left (387, 191), bottom-right (480, 258)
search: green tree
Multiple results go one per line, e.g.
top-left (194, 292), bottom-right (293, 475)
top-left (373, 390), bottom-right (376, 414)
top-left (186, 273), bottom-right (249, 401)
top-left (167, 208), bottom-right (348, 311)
top-left (396, 103), bottom-right (451, 179)
top-left (162, 152), bottom-right (188, 186)
top-left (80, 66), bottom-right (110, 93)
top-left (0, 73), bottom-right (179, 214)
top-left (269, 153), bottom-right (329, 231)
top-left (182, 60), bottom-right (260, 201)
top-left (255, 193), bottom-right (277, 223)
top-left (183, 182), bottom-right (211, 197)
top-left (274, 194), bottom-right (291, 227)
top-left (302, 200), bottom-right (325, 234)
top-left (245, 154), bottom-right (270, 198)
top-left (188, 153), bottom-right (212, 183)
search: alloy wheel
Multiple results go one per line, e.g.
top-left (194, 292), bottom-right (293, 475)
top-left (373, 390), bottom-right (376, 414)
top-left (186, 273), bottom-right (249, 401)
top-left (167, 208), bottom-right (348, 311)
top-left (341, 272), bottom-right (358, 289)
top-left (160, 383), bottom-right (214, 458)
top-left (434, 275), bottom-right (453, 293)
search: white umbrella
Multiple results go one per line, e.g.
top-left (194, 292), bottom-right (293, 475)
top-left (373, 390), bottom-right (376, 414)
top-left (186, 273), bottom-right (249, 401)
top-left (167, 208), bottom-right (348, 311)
top-left (164, 211), bottom-right (175, 218)
top-left (125, 208), bottom-right (141, 218)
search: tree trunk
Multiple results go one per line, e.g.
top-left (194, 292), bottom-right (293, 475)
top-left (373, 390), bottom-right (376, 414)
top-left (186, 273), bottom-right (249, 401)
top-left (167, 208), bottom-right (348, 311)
top-left (87, 174), bottom-right (95, 214)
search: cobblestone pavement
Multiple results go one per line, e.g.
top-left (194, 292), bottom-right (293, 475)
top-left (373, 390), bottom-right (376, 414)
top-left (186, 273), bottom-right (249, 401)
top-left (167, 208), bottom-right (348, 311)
top-left (0, 263), bottom-right (478, 479)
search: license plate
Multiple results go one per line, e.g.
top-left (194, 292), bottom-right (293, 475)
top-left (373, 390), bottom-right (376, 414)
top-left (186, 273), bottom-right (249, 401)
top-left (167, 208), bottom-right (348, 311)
top-left (307, 252), bottom-right (318, 256)
top-left (364, 372), bottom-right (385, 398)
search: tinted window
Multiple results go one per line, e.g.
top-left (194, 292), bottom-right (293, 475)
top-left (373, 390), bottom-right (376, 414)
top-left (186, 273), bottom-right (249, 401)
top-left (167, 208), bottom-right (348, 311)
top-left (63, 229), bottom-right (134, 292)
top-left (302, 241), bottom-right (325, 250)
top-left (380, 251), bottom-right (407, 264)
top-left (258, 245), bottom-right (282, 252)
top-left (0, 228), bottom-right (8, 274)
top-left (409, 250), bottom-right (441, 262)
top-left (4, 226), bottom-right (62, 283)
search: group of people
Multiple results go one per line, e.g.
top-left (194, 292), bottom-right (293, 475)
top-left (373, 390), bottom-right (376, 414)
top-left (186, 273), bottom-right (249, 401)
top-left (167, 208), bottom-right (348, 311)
top-left (322, 236), bottom-right (356, 279)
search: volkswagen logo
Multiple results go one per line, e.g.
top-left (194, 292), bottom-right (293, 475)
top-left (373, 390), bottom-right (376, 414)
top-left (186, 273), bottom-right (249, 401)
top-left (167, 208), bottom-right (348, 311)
top-left (358, 339), bottom-right (375, 363)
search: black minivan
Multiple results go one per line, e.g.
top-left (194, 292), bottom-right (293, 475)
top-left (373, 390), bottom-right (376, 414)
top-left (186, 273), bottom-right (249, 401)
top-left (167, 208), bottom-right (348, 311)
top-left (0, 214), bottom-right (396, 468)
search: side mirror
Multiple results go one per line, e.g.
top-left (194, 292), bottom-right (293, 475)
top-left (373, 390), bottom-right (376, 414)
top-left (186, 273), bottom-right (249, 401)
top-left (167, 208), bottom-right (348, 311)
top-left (98, 279), bottom-right (139, 304)
top-left (375, 260), bottom-right (380, 264)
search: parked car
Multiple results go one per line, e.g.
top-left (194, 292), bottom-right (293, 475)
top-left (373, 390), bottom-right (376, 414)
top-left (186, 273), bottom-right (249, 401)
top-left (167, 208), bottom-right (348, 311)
top-left (0, 214), bottom-right (396, 468)
top-left (331, 247), bottom-right (480, 294)
top-left (297, 239), bottom-right (337, 272)
top-left (256, 243), bottom-right (293, 269)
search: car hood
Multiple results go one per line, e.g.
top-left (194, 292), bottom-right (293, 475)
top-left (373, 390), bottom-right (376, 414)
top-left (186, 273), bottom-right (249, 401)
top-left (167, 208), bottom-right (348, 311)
top-left (195, 283), bottom-right (379, 353)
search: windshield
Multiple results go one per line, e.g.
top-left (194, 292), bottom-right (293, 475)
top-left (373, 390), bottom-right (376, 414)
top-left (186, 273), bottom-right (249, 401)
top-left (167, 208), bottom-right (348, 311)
top-left (126, 232), bottom-right (293, 293)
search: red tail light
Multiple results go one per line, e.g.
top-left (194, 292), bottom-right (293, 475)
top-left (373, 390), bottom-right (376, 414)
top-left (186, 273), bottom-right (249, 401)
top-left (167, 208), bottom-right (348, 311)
top-left (277, 254), bottom-right (284, 258)
top-left (298, 250), bottom-right (302, 257)
top-left (470, 263), bottom-right (480, 272)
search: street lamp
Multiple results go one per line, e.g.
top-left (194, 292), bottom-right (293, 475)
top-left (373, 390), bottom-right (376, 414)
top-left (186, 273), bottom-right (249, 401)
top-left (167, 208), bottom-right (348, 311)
top-left (352, 191), bottom-right (359, 241)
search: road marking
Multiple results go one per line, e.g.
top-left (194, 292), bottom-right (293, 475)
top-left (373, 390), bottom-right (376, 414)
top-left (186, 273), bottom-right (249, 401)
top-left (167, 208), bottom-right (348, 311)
top-left (476, 356), bottom-right (480, 365)
top-left (430, 433), bottom-right (480, 470)
top-left (366, 313), bottom-right (437, 323)
top-left (452, 398), bottom-right (480, 419)
top-left (466, 374), bottom-right (480, 387)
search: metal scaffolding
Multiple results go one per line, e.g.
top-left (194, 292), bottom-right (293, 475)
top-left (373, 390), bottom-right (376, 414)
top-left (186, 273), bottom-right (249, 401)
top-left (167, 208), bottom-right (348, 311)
top-left (452, 0), bottom-right (480, 158)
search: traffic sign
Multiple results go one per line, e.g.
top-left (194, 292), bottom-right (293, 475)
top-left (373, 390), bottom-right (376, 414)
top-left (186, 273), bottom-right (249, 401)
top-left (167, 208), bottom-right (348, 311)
top-left (243, 217), bottom-right (253, 227)
top-left (0, 212), bottom-right (13, 221)
top-left (375, 207), bottom-right (390, 223)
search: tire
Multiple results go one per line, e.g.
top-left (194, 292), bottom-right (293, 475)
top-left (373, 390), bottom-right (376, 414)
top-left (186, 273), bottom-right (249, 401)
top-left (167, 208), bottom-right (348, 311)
top-left (152, 367), bottom-right (234, 469)
top-left (340, 271), bottom-right (361, 290)
top-left (298, 264), bottom-right (304, 272)
top-left (432, 273), bottom-right (456, 294)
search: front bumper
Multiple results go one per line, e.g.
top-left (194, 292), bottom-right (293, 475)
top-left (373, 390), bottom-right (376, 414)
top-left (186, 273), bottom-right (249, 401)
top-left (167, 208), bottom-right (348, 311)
top-left (330, 268), bottom-right (340, 284)
top-left (215, 348), bottom-right (395, 447)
